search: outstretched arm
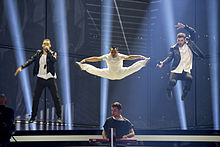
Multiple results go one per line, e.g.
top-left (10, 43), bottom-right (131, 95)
top-left (157, 49), bottom-right (174, 68)
top-left (14, 50), bottom-right (40, 76)
top-left (124, 55), bottom-right (146, 60)
top-left (14, 66), bottom-right (23, 76)
top-left (80, 56), bottom-right (103, 63)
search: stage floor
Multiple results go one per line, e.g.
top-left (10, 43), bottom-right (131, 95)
top-left (9, 127), bottom-right (220, 147)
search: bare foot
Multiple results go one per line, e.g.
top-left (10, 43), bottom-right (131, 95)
top-left (144, 57), bottom-right (150, 66)
top-left (76, 62), bottom-right (82, 70)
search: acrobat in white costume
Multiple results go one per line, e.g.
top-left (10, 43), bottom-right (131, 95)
top-left (76, 52), bottom-right (150, 80)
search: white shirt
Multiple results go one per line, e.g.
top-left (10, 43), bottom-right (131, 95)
top-left (171, 44), bottom-right (193, 73)
top-left (37, 54), bottom-right (57, 80)
top-left (101, 53), bottom-right (126, 72)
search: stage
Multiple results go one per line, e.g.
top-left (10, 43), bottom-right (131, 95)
top-left (9, 129), bottom-right (220, 147)
top-left (1, 0), bottom-right (220, 146)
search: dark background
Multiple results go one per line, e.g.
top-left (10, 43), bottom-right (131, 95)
top-left (0, 0), bottom-right (219, 130)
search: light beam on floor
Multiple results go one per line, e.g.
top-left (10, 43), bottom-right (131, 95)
top-left (53, 0), bottom-right (72, 129)
top-left (161, 0), bottom-right (187, 130)
top-left (208, 0), bottom-right (219, 130)
top-left (4, 0), bottom-right (32, 120)
top-left (100, 0), bottom-right (113, 129)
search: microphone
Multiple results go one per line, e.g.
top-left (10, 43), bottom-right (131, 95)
top-left (45, 46), bottom-right (51, 53)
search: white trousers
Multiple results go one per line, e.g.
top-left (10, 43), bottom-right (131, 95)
top-left (77, 60), bottom-right (147, 80)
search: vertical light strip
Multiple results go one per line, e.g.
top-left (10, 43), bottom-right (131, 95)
top-left (175, 81), bottom-right (187, 130)
top-left (161, 0), bottom-right (187, 130)
top-left (100, 1), bottom-right (113, 129)
top-left (53, 0), bottom-right (72, 129)
top-left (208, 0), bottom-right (219, 130)
top-left (4, 0), bottom-right (32, 116)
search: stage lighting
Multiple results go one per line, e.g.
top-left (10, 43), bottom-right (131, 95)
top-left (100, 0), bottom-right (113, 129)
top-left (53, 0), bottom-right (72, 129)
top-left (4, 0), bottom-right (33, 123)
top-left (161, 0), bottom-right (187, 130)
top-left (208, 0), bottom-right (219, 130)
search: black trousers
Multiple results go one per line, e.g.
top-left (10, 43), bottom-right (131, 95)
top-left (167, 71), bottom-right (192, 92)
top-left (31, 77), bottom-right (61, 118)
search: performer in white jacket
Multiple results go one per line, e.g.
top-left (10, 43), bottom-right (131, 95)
top-left (76, 46), bottom-right (150, 80)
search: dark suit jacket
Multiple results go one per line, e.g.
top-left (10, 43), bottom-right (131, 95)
top-left (21, 49), bottom-right (57, 76)
top-left (0, 105), bottom-right (15, 143)
top-left (162, 24), bottom-right (205, 71)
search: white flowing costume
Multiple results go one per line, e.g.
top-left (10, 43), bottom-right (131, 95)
top-left (77, 53), bottom-right (147, 80)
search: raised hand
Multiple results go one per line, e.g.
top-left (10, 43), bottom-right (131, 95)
top-left (156, 61), bottom-right (163, 68)
top-left (175, 22), bottom-right (185, 30)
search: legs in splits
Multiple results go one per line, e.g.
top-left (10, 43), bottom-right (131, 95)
top-left (76, 62), bottom-right (110, 79)
top-left (76, 57), bottom-right (150, 80)
top-left (113, 58), bottom-right (150, 79)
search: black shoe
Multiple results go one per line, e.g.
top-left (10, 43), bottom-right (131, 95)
top-left (57, 117), bottom-right (62, 123)
top-left (181, 90), bottom-right (188, 101)
top-left (29, 117), bottom-right (35, 123)
top-left (167, 89), bottom-right (173, 100)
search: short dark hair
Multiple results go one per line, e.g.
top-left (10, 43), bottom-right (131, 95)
top-left (111, 102), bottom-right (122, 110)
top-left (111, 46), bottom-right (118, 50)
top-left (0, 93), bottom-right (7, 103)
top-left (177, 33), bottom-right (186, 38)
top-left (0, 93), bottom-right (6, 99)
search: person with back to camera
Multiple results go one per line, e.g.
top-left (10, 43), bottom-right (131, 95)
top-left (0, 94), bottom-right (15, 146)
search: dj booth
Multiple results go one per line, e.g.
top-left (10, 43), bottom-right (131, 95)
top-left (9, 130), bottom-right (220, 147)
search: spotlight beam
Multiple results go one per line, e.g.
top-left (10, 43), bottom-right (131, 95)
top-left (53, 0), bottom-right (72, 129)
top-left (4, 0), bottom-right (32, 116)
top-left (208, 0), bottom-right (219, 130)
top-left (100, 0), bottom-right (113, 129)
top-left (161, 0), bottom-right (187, 130)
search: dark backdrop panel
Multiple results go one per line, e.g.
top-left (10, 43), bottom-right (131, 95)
top-left (195, 0), bottom-right (213, 128)
top-left (0, 0), bottom-right (46, 49)
top-left (0, 0), bottom-right (12, 46)
top-left (46, 0), bottom-right (100, 57)
top-left (20, 0), bottom-right (46, 49)
top-left (70, 61), bottom-right (100, 127)
top-left (0, 48), bottom-right (17, 110)
top-left (107, 66), bottom-right (150, 130)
